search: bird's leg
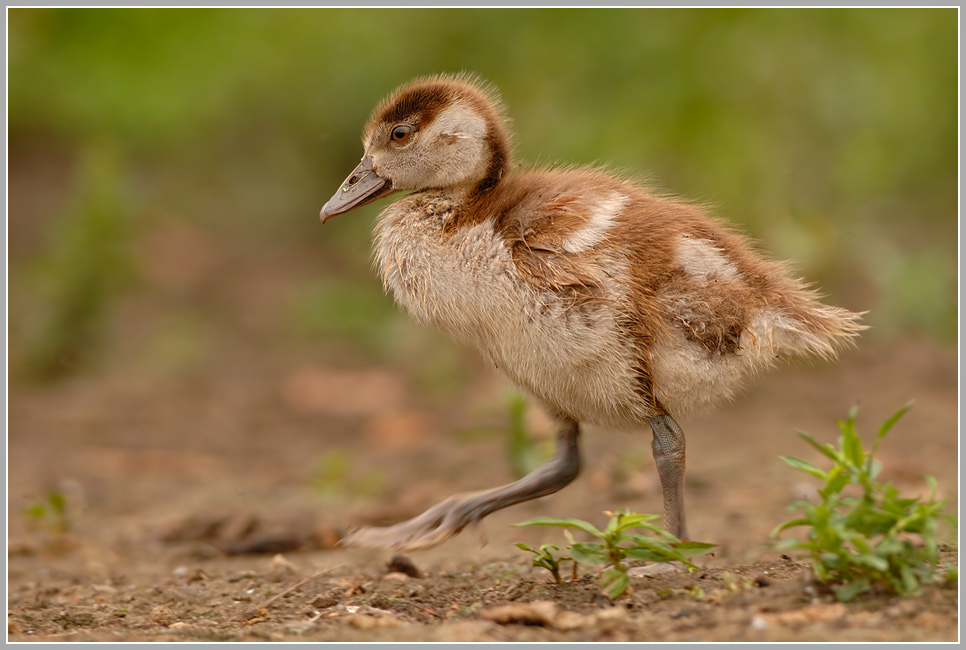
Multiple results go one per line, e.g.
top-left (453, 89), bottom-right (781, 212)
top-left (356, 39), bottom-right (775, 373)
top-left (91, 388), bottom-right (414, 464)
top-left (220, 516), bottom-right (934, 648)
top-left (340, 417), bottom-right (581, 551)
top-left (647, 414), bottom-right (689, 540)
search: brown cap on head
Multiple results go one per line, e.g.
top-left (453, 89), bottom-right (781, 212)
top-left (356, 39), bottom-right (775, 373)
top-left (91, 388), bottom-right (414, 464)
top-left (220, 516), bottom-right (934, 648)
top-left (321, 74), bottom-right (513, 222)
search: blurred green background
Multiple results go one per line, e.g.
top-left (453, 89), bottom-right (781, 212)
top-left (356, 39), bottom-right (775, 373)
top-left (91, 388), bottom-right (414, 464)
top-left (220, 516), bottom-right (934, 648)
top-left (8, 7), bottom-right (958, 383)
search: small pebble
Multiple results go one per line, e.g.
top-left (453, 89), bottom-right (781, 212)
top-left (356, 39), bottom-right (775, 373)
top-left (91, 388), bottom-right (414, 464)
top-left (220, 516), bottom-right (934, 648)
top-left (480, 601), bottom-right (557, 626)
top-left (344, 613), bottom-right (402, 629)
top-left (387, 554), bottom-right (421, 578)
top-left (149, 605), bottom-right (177, 627)
top-left (312, 594), bottom-right (339, 609)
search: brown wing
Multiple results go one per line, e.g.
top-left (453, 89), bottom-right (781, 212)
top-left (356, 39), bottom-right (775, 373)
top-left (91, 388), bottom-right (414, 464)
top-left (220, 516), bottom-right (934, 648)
top-left (491, 173), bottom-right (613, 304)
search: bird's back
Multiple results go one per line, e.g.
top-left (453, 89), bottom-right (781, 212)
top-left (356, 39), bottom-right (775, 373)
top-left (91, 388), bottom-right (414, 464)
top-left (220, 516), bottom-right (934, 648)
top-left (375, 165), bottom-right (862, 423)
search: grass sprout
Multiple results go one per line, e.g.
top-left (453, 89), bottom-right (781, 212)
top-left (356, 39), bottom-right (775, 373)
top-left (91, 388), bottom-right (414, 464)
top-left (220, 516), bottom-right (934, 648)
top-left (516, 509), bottom-right (716, 599)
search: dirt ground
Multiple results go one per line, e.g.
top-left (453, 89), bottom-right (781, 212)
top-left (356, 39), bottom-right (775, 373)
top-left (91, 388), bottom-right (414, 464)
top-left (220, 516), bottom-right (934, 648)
top-left (7, 215), bottom-right (960, 642)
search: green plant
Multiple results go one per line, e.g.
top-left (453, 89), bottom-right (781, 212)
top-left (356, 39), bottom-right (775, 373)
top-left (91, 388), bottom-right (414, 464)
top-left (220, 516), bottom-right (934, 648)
top-left (505, 392), bottom-right (548, 478)
top-left (25, 490), bottom-right (73, 551)
top-left (516, 510), bottom-right (716, 599)
top-left (310, 449), bottom-right (384, 499)
top-left (772, 402), bottom-right (957, 601)
top-left (22, 143), bottom-right (133, 381)
top-left (514, 542), bottom-right (576, 585)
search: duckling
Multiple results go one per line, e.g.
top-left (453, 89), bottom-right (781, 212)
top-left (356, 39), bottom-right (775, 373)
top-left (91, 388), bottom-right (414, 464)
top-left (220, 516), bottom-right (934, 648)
top-left (320, 73), bottom-right (863, 551)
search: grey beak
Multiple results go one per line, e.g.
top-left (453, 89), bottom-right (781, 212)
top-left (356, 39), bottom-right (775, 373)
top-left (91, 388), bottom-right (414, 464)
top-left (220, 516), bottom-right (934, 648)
top-left (320, 156), bottom-right (396, 223)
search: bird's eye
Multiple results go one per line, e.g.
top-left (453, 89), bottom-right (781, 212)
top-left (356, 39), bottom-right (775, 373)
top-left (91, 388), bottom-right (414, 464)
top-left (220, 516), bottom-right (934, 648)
top-left (390, 125), bottom-right (413, 144)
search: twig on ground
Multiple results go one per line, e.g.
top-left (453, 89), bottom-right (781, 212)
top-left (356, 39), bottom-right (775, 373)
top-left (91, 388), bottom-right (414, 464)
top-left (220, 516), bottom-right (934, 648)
top-left (240, 564), bottom-right (343, 622)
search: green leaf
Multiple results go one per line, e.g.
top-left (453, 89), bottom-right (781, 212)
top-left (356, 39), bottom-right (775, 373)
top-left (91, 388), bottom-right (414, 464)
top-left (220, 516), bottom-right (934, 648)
top-left (779, 456), bottom-right (828, 480)
top-left (818, 472), bottom-right (851, 499)
top-left (851, 553), bottom-right (889, 572)
top-left (615, 515), bottom-right (665, 536)
top-left (672, 540), bottom-right (718, 556)
top-left (515, 516), bottom-right (604, 538)
top-left (622, 547), bottom-right (668, 563)
top-left (835, 578), bottom-right (870, 602)
top-left (876, 401), bottom-right (914, 442)
top-left (796, 431), bottom-right (841, 463)
top-left (601, 567), bottom-right (629, 599)
top-left (867, 457), bottom-right (883, 481)
top-left (841, 423), bottom-right (866, 467)
top-left (771, 518), bottom-right (811, 537)
top-left (568, 542), bottom-right (609, 565)
top-left (47, 492), bottom-right (67, 515)
top-left (899, 562), bottom-right (921, 595)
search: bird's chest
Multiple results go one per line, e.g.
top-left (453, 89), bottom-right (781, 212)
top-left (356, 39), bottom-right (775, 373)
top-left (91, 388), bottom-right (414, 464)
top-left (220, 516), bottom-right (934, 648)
top-left (374, 198), bottom-right (520, 346)
top-left (373, 197), bottom-right (642, 424)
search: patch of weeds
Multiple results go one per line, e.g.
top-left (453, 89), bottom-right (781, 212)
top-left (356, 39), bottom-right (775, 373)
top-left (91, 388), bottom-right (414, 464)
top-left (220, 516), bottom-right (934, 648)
top-left (772, 402), bottom-right (958, 601)
top-left (514, 543), bottom-right (577, 585)
top-left (661, 573), bottom-right (754, 604)
top-left (140, 310), bottom-right (212, 377)
top-left (25, 491), bottom-right (74, 552)
top-left (505, 392), bottom-right (549, 478)
top-left (287, 280), bottom-right (397, 356)
top-left (663, 585), bottom-right (707, 601)
top-left (310, 449), bottom-right (384, 499)
top-left (21, 143), bottom-right (134, 380)
top-left (516, 510), bottom-right (717, 599)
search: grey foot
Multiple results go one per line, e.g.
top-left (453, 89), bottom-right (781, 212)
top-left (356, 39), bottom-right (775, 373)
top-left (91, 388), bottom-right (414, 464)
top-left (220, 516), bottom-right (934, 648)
top-left (340, 494), bottom-right (480, 551)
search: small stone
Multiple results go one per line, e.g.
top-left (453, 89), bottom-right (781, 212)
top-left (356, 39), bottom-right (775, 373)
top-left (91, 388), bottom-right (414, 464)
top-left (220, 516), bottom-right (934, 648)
top-left (432, 620), bottom-right (497, 642)
top-left (387, 554), bottom-right (421, 578)
top-left (914, 611), bottom-right (951, 629)
top-left (312, 593), bottom-right (340, 609)
top-left (228, 571), bottom-right (257, 583)
top-left (149, 605), bottom-right (177, 627)
top-left (596, 607), bottom-right (628, 622)
top-left (344, 613), bottom-right (402, 629)
top-left (480, 601), bottom-right (557, 626)
top-left (169, 622), bottom-right (196, 630)
top-left (270, 553), bottom-right (297, 572)
top-left (554, 610), bottom-right (595, 631)
top-left (766, 603), bottom-right (848, 626)
top-left (628, 562), bottom-right (685, 577)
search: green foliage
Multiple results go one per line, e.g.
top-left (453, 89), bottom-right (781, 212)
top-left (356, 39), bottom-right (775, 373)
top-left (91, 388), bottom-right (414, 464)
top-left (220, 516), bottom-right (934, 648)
top-left (514, 543), bottom-right (575, 585)
top-left (25, 491), bottom-right (73, 552)
top-left (7, 8), bottom-right (959, 351)
top-left (21, 143), bottom-right (133, 380)
top-left (310, 449), bottom-right (384, 499)
top-left (516, 510), bottom-right (717, 599)
top-left (505, 392), bottom-right (549, 479)
top-left (772, 403), bottom-right (957, 601)
top-left (288, 280), bottom-right (398, 355)
top-left (311, 448), bottom-right (352, 496)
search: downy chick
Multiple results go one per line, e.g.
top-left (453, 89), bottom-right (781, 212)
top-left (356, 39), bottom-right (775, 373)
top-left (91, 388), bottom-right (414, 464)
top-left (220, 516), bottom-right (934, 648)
top-left (321, 73), bottom-right (864, 551)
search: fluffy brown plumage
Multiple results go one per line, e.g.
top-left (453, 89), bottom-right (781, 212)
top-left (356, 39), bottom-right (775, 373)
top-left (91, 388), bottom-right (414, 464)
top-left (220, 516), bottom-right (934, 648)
top-left (321, 73), bottom-right (864, 551)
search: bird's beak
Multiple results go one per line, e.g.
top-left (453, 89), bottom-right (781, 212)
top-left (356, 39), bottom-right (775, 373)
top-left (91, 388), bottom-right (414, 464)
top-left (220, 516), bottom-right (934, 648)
top-left (320, 156), bottom-right (396, 223)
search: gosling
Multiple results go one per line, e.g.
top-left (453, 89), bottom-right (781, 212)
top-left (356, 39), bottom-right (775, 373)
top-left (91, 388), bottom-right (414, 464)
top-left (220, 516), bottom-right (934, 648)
top-left (320, 73), bottom-right (863, 551)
